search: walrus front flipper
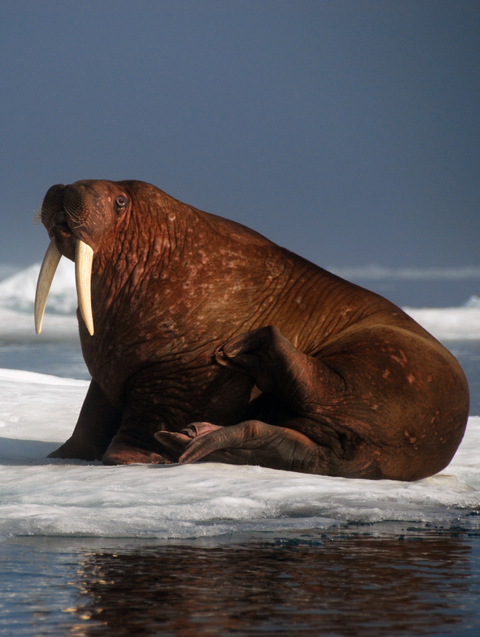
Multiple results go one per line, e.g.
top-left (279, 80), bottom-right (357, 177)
top-left (157, 420), bottom-right (331, 474)
top-left (48, 379), bottom-right (122, 461)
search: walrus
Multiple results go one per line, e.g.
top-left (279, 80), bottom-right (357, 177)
top-left (35, 180), bottom-right (469, 480)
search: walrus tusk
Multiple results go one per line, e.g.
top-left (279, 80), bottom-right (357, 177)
top-left (34, 239), bottom-right (62, 334)
top-left (35, 238), bottom-right (95, 336)
top-left (75, 239), bottom-right (95, 336)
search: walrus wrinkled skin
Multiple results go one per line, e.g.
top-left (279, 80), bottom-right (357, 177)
top-left (37, 180), bottom-right (469, 480)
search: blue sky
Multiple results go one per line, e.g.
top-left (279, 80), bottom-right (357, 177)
top-left (1, 1), bottom-right (479, 293)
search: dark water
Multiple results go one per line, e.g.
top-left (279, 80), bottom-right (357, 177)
top-left (446, 341), bottom-right (480, 416)
top-left (0, 342), bottom-right (89, 381)
top-left (1, 531), bottom-right (480, 636)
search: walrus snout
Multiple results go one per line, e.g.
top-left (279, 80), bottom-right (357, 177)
top-left (35, 181), bottom-right (96, 336)
top-left (42, 181), bottom-right (102, 232)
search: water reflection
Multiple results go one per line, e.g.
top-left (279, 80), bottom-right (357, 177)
top-left (68, 533), bottom-right (477, 636)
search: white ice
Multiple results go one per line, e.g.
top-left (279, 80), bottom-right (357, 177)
top-left (0, 264), bottom-right (479, 541)
top-left (0, 260), bottom-right (78, 343)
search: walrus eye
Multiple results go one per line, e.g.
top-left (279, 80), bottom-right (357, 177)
top-left (115, 195), bottom-right (128, 211)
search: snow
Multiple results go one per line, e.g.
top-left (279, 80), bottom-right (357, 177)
top-left (0, 259), bottom-right (77, 315)
top-left (404, 307), bottom-right (480, 340)
top-left (0, 264), bottom-right (479, 542)
top-left (0, 260), bottom-right (78, 343)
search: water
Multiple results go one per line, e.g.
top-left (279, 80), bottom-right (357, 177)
top-left (1, 531), bottom-right (480, 636)
top-left (446, 340), bottom-right (480, 416)
top-left (0, 342), bottom-right (89, 381)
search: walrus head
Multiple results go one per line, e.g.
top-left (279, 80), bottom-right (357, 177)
top-left (35, 180), bottom-right (132, 336)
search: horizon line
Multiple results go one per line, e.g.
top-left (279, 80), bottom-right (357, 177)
top-left (329, 266), bottom-right (480, 281)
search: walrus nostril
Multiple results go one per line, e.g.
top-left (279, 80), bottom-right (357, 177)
top-left (50, 210), bottom-right (71, 232)
top-left (53, 210), bottom-right (67, 223)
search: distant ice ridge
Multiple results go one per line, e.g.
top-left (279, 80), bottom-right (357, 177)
top-left (0, 262), bottom-right (479, 340)
top-left (0, 259), bottom-right (76, 314)
top-left (329, 265), bottom-right (480, 281)
top-left (0, 367), bottom-right (478, 541)
top-left (404, 305), bottom-right (480, 340)
top-left (465, 295), bottom-right (480, 308)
